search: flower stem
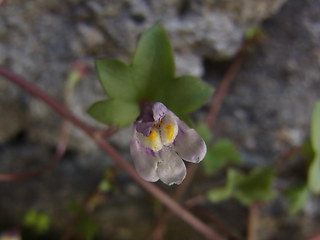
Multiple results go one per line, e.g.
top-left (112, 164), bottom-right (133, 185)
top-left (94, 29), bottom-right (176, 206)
top-left (247, 203), bottom-right (260, 240)
top-left (206, 43), bottom-right (247, 129)
top-left (0, 66), bottom-right (223, 240)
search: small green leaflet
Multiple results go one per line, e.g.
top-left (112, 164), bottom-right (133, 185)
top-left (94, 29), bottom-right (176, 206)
top-left (23, 209), bottom-right (51, 234)
top-left (88, 23), bottom-right (213, 127)
top-left (207, 167), bottom-right (275, 205)
top-left (68, 200), bottom-right (98, 240)
top-left (203, 139), bottom-right (242, 175)
top-left (308, 101), bottom-right (320, 194)
top-left (285, 185), bottom-right (309, 215)
top-left (88, 99), bottom-right (140, 128)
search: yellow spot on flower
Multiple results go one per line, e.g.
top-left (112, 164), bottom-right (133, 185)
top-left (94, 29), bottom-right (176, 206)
top-left (165, 124), bottom-right (174, 141)
top-left (145, 128), bottom-right (162, 151)
top-left (148, 129), bottom-right (158, 141)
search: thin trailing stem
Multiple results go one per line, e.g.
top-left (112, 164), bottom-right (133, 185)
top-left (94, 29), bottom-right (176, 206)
top-left (0, 133), bottom-right (67, 181)
top-left (0, 94), bottom-right (71, 181)
top-left (307, 233), bottom-right (320, 240)
top-left (0, 66), bottom-right (223, 240)
top-left (247, 203), bottom-right (260, 240)
top-left (274, 146), bottom-right (302, 169)
top-left (206, 43), bottom-right (248, 129)
top-left (0, 63), bottom-right (87, 181)
top-left (61, 177), bottom-right (109, 240)
top-left (191, 206), bottom-right (242, 240)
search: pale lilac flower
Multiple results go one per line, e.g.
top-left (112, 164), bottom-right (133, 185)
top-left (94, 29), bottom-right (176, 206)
top-left (130, 102), bottom-right (207, 185)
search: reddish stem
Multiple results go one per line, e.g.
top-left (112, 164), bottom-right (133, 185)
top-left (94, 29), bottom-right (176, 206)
top-left (0, 66), bottom-right (223, 240)
top-left (247, 203), bottom-right (260, 240)
top-left (206, 47), bottom-right (246, 128)
top-left (192, 206), bottom-right (242, 240)
top-left (308, 233), bottom-right (320, 240)
top-left (274, 146), bottom-right (302, 169)
top-left (0, 121), bottom-right (69, 181)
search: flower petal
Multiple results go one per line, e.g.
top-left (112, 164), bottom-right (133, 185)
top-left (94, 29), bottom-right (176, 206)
top-left (130, 132), bottom-right (159, 182)
top-left (160, 111), bottom-right (179, 146)
top-left (152, 102), bottom-right (167, 121)
top-left (174, 120), bottom-right (207, 163)
top-left (135, 121), bottom-right (153, 136)
top-left (156, 147), bottom-right (186, 185)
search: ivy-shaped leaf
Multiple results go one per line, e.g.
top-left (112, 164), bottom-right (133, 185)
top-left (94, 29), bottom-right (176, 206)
top-left (308, 100), bottom-right (320, 194)
top-left (132, 23), bottom-right (175, 96)
top-left (88, 99), bottom-right (139, 127)
top-left (235, 167), bottom-right (275, 205)
top-left (89, 23), bottom-right (213, 128)
top-left (311, 101), bottom-right (320, 151)
top-left (285, 185), bottom-right (309, 215)
top-left (68, 200), bottom-right (98, 240)
top-left (207, 169), bottom-right (243, 202)
top-left (96, 59), bottom-right (138, 101)
top-left (207, 167), bottom-right (275, 205)
top-left (203, 139), bottom-right (242, 175)
top-left (23, 209), bottom-right (51, 234)
top-left (160, 75), bottom-right (213, 117)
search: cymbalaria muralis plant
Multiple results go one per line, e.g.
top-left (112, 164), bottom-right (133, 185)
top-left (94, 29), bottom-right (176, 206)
top-left (88, 23), bottom-right (213, 185)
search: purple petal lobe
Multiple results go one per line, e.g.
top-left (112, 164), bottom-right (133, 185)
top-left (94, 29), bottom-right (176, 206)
top-left (130, 132), bottom-right (159, 182)
top-left (152, 102), bottom-right (167, 121)
top-left (174, 121), bottom-right (207, 163)
top-left (135, 122), bottom-right (153, 136)
top-left (157, 147), bottom-right (186, 185)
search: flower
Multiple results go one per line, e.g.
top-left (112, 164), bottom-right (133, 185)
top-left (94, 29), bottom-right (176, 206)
top-left (130, 102), bottom-right (207, 185)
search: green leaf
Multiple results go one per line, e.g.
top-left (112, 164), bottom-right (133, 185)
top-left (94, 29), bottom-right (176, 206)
top-left (285, 185), bottom-right (309, 215)
top-left (160, 75), bottom-right (213, 117)
top-left (24, 209), bottom-right (38, 226)
top-left (98, 178), bottom-right (112, 192)
top-left (302, 140), bottom-right (315, 162)
top-left (308, 101), bottom-right (320, 194)
top-left (203, 139), bottom-right (242, 174)
top-left (207, 167), bottom-right (275, 205)
top-left (132, 23), bottom-right (175, 97)
top-left (235, 167), bottom-right (275, 205)
top-left (311, 101), bottom-right (320, 152)
top-left (96, 59), bottom-right (138, 101)
top-left (23, 209), bottom-right (51, 234)
top-left (245, 27), bottom-right (262, 40)
top-left (76, 215), bottom-right (98, 240)
top-left (87, 99), bottom-right (139, 127)
top-left (68, 200), bottom-right (98, 240)
top-left (207, 186), bottom-right (232, 202)
top-left (91, 24), bottom-right (213, 128)
top-left (36, 214), bottom-right (51, 234)
top-left (308, 155), bottom-right (320, 194)
top-left (207, 169), bottom-right (243, 202)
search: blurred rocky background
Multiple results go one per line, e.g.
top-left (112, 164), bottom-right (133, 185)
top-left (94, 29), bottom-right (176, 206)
top-left (0, 0), bottom-right (320, 239)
